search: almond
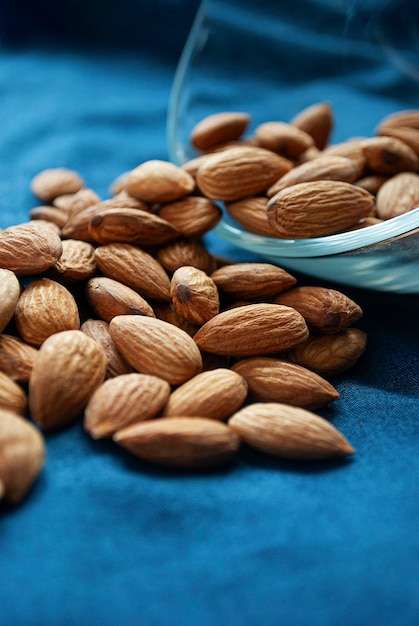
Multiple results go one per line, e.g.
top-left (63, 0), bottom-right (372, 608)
top-left (376, 109), bottom-right (419, 132)
top-left (85, 276), bottom-right (155, 322)
top-left (170, 266), bottom-right (220, 325)
top-left (124, 160), bottom-right (195, 203)
top-left (274, 286), bottom-right (363, 334)
top-left (266, 180), bottom-right (375, 238)
top-left (84, 373), bottom-right (171, 438)
top-left (29, 330), bottom-right (107, 430)
top-left (290, 102), bottom-right (334, 150)
top-left (288, 328), bottom-right (367, 377)
top-left (0, 371), bottom-right (27, 415)
top-left (323, 139), bottom-right (367, 173)
top-left (94, 243), bottom-right (171, 302)
top-left (80, 318), bottom-right (133, 379)
top-left (161, 368), bottom-right (248, 420)
top-left (211, 263), bottom-right (297, 300)
top-left (231, 357), bottom-right (339, 409)
top-left (52, 239), bottom-right (97, 282)
top-left (0, 223), bottom-right (63, 275)
top-left (228, 402), bottom-right (354, 460)
top-left (109, 315), bottom-right (203, 385)
top-left (225, 197), bottom-right (279, 237)
top-left (377, 125), bottom-right (419, 157)
top-left (361, 136), bottom-right (419, 174)
top-left (88, 207), bottom-right (179, 246)
top-left (59, 187), bottom-right (101, 217)
top-left (14, 278), bottom-right (80, 346)
top-left (113, 417), bottom-right (240, 469)
top-left (267, 154), bottom-right (361, 197)
top-left (193, 303), bottom-right (309, 356)
top-left (196, 146), bottom-right (293, 201)
top-left (60, 204), bottom-right (100, 242)
top-left (375, 172), bottom-right (419, 219)
top-left (29, 205), bottom-right (69, 228)
top-left (0, 408), bottom-right (45, 503)
top-left (0, 334), bottom-right (38, 383)
top-left (254, 121), bottom-right (315, 158)
top-left (190, 112), bottom-right (250, 151)
top-left (158, 196), bottom-right (222, 238)
top-left (156, 238), bottom-right (217, 274)
top-left (0, 269), bottom-right (21, 333)
top-left (30, 168), bottom-right (84, 202)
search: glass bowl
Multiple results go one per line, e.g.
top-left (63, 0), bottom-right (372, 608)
top-left (167, 0), bottom-right (419, 293)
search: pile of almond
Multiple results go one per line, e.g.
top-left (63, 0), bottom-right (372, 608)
top-left (5, 101), bottom-right (415, 506)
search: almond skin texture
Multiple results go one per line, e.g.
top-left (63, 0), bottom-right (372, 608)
top-left (376, 109), bottom-right (419, 132)
top-left (0, 269), bottom-right (21, 333)
top-left (124, 160), bottom-right (195, 203)
top-left (30, 168), bottom-right (84, 202)
top-left (0, 371), bottom-right (28, 415)
top-left (228, 402), bottom-right (354, 460)
top-left (94, 243), bottom-right (171, 302)
top-left (196, 146), bottom-right (293, 201)
top-left (231, 357), bottom-right (339, 409)
top-left (0, 223), bottom-right (63, 275)
top-left (29, 330), bottom-right (107, 431)
top-left (211, 263), bottom-right (297, 300)
top-left (289, 328), bottom-right (367, 377)
top-left (113, 417), bottom-right (240, 469)
top-left (190, 111), bottom-right (250, 151)
top-left (84, 373), bottom-right (171, 439)
top-left (0, 408), bottom-right (45, 503)
top-left (156, 239), bottom-right (217, 275)
top-left (361, 136), bottom-right (419, 174)
top-left (290, 102), bottom-right (334, 150)
top-left (161, 368), bottom-right (248, 420)
top-left (85, 277), bottom-right (155, 323)
top-left (14, 278), bottom-right (80, 347)
top-left (274, 286), bottom-right (363, 334)
top-left (254, 121), bottom-right (315, 158)
top-left (170, 266), bottom-right (220, 325)
top-left (88, 207), bottom-right (179, 246)
top-left (158, 196), bottom-right (222, 238)
top-left (52, 239), bottom-right (97, 283)
top-left (80, 319), bottom-right (133, 379)
top-left (193, 303), bottom-right (309, 357)
top-left (267, 180), bottom-right (375, 238)
top-left (225, 197), bottom-right (278, 237)
top-left (375, 172), bottom-right (419, 219)
top-left (109, 315), bottom-right (203, 385)
top-left (0, 334), bottom-right (38, 383)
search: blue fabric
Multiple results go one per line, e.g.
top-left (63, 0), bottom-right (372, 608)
top-left (0, 2), bottom-right (418, 625)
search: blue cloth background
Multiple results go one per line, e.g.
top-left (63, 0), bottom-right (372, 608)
top-left (0, 1), bottom-right (418, 625)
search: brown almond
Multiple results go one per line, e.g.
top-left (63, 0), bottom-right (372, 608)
top-left (113, 417), bottom-right (240, 469)
top-left (0, 409), bottom-right (45, 503)
top-left (190, 112), bottom-right (251, 151)
top-left (152, 302), bottom-right (200, 337)
top-left (29, 330), bottom-right (107, 430)
top-left (94, 243), bottom-right (171, 302)
top-left (211, 262), bottom-right (297, 300)
top-left (60, 204), bottom-right (100, 242)
top-left (254, 121), bottom-right (315, 158)
top-left (0, 269), bottom-right (21, 333)
top-left (52, 239), bottom-right (97, 282)
top-left (290, 102), bottom-right (334, 150)
top-left (267, 154), bottom-right (361, 197)
top-left (0, 334), bottom-right (38, 383)
top-left (0, 371), bottom-right (27, 415)
top-left (361, 136), bottom-right (419, 175)
top-left (109, 315), bottom-right (203, 385)
top-left (158, 196), bottom-right (222, 238)
top-left (14, 278), bottom-right (80, 346)
top-left (196, 146), bottom-right (293, 201)
top-left (84, 373), bottom-right (171, 439)
top-left (156, 238), bottom-right (217, 274)
top-left (170, 266), bottom-right (220, 325)
top-left (274, 286), bottom-right (363, 334)
top-left (231, 357), bottom-right (339, 409)
top-left (225, 197), bottom-right (279, 237)
top-left (376, 109), bottom-right (419, 132)
top-left (30, 168), bottom-right (84, 202)
top-left (288, 328), bottom-right (367, 377)
top-left (354, 175), bottom-right (388, 194)
top-left (88, 207), bottom-right (179, 246)
top-left (162, 368), bottom-right (248, 420)
top-left (375, 172), bottom-right (419, 219)
top-left (267, 180), bottom-right (375, 238)
top-left (0, 223), bottom-right (63, 275)
top-left (58, 187), bottom-right (101, 217)
top-left (85, 276), bottom-right (155, 322)
top-left (228, 402), bottom-right (354, 460)
top-left (29, 205), bottom-right (69, 228)
top-left (377, 126), bottom-right (419, 157)
top-left (193, 303), bottom-right (309, 356)
top-left (124, 160), bottom-right (195, 203)
top-left (80, 318), bottom-right (133, 379)
top-left (323, 139), bottom-right (367, 173)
